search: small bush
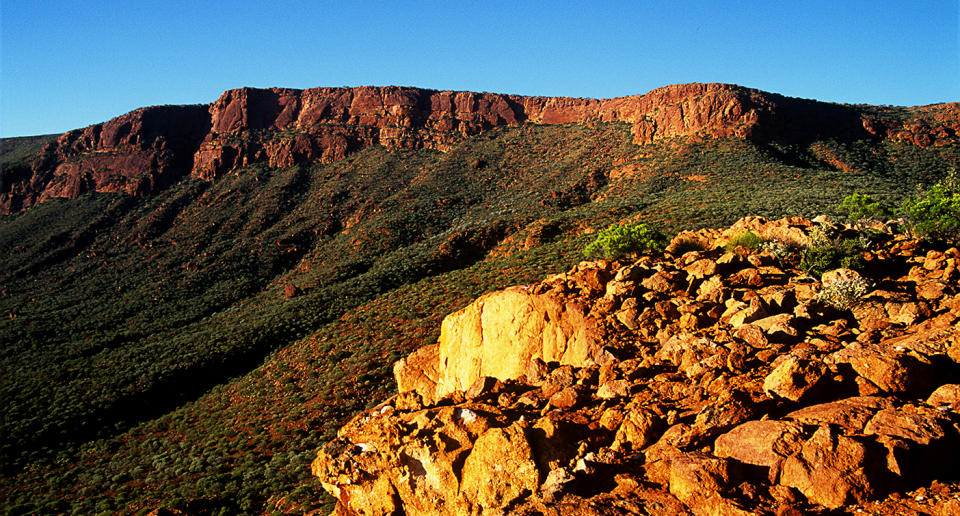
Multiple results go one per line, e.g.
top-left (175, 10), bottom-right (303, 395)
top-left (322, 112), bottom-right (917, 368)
top-left (584, 223), bottom-right (668, 259)
top-left (801, 239), bottom-right (865, 277)
top-left (839, 193), bottom-right (892, 223)
top-left (724, 230), bottom-right (763, 252)
top-left (900, 170), bottom-right (960, 244)
top-left (800, 225), bottom-right (866, 277)
top-left (816, 275), bottom-right (871, 311)
top-left (760, 239), bottom-right (795, 261)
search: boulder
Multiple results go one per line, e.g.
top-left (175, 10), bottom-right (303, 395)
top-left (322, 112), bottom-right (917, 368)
top-left (395, 287), bottom-right (604, 403)
top-left (779, 425), bottom-right (885, 509)
top-left (762, 356), bottom-right (826, 402)
top-left (714, 420), bottom-right (805, 475)
top-left (926, 384), bottom-right (960, 411)
top-left (786, 396), bottom-right (891, 434)
top-left (461, 423), bottom-right (541, 510)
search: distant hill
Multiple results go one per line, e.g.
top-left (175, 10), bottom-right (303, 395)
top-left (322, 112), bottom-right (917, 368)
top-left (1, 83), bottom-right (958, 514)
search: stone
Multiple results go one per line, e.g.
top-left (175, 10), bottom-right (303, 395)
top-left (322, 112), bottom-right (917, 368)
top-left (864, 407), bottom-right (950, 446)
top-left (642, 270), bottom-right (681, 294)
top-left (461, 423), bottom-right (541, 510)
top-left (926, 384), bottom-right (960, 411)
top-left (863, 406), bottom-right (957, 480)
top-left (836, 345), bottom-right (931, 394)
top-left (762, 356), bottom-right (826, 402)
top-left (394, 287), bottom-right (605, 404)
top-left (779, 425), bottom-right (884, 509)
top-left (613, 407), bottom-right (661, 452)
top-left (697, 275), bottom-right (726, 304)
top-left (714, 420), bottom-right (805, 473)
top-left (917, 280), bottom-right (948, 301)
top-left (690, 391), bottom-right (759, 442)
top-left (685, 258), bottom-right (718, 279)
top-left (667, 452), bottom-right (752, 516)
top-left (734, 324), bottom-right (770, 348)
top-left (549, 386), bottom-right (585, 409)
top-left (464, 376), bottom-right (499, 400)
top-left (596, 379), bottom-right (631, 399)
top-left (786, 396), bottom-right (891, 434)
top-left (615, 308), bottom-right (640, 330)
top-left (540, 467), bottom-right (575, 503)
top-left (753, 314), bottom-right (799, 339)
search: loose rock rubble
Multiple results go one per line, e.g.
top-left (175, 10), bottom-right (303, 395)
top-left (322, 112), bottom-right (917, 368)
top-left (312, 216), bottom-right (960, 515)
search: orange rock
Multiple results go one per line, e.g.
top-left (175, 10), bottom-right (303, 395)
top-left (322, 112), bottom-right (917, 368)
top-left (786, 396), bottom-right (891, 433)
top-left (762, 356), bottom-right (826, 401)
top-left (714, 420), bottom-right (805, 471)
top-left (780, 425), bottom-right (883, 509)
top-left (393, 287), bottom-right (605, 404)
top-left (460, 423), bottom-right (541, 510)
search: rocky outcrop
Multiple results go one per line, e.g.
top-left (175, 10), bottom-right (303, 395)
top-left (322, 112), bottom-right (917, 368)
top-left (313, 216), bottom-right (960, 515)
top-left (4, 84), bottom-right (958, 215)
top-left (861, 102), bottom-right (960, 148)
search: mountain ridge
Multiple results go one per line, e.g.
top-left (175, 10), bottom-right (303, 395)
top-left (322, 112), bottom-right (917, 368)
top-left (3, 82), bottom-right (958, 215)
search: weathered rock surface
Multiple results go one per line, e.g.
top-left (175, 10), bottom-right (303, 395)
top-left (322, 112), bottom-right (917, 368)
top-left (4, 84), bottom-right (959, 214)
top-left (313, 217), bottom-right (960, 514)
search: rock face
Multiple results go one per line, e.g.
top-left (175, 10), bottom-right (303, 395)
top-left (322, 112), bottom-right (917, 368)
top-left (4, 83), bottom-right (959, 214)
top-left (313, 216), bottom-right (960, 515)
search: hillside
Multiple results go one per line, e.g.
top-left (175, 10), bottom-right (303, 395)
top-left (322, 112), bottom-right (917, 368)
top-left (1, 83), bottom-right (959, 514)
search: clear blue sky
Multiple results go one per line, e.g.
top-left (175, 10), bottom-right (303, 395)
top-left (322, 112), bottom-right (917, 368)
top-left (2, 1), bottom-right (958, 137)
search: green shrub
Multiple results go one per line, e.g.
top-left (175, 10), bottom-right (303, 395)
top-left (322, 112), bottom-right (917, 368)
top-left (583, 223), bottom-right (668, 259)
top-left (900, 170), bottom-right (960, 244)
top-left (724, 230), bottom-right (763, 252)
top-left (839, 193), bottom-right (892, 223)
top-left (800, 226), bottom-right (866, 277)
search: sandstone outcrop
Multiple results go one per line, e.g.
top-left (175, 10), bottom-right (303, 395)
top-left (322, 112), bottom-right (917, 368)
top-left (4, 84), bottom-right (959, 214)
top-left (313, 216), bottom-right (960, 515)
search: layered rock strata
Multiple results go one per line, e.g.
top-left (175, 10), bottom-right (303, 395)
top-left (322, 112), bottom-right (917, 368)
top-left (4, 84), bottom-right (959, 214)
top-left (313, 216), bottom-right (960, 515)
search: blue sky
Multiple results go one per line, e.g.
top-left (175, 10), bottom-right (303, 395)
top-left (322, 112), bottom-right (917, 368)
top-left (2, 1), bottom-right (958, 137)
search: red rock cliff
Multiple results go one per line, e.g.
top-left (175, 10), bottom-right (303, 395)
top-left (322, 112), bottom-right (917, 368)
top-left (3, 83), bottom-right (957, 214)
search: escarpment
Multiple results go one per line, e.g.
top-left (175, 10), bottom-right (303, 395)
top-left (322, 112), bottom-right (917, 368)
top-left (4, 83), bottom-right (959, 214)
top-left (313, 216), bottom-right (960, 515)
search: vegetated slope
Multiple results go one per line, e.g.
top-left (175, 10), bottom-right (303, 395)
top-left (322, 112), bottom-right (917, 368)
top-left (0, 86), bottom-right (958, 514)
